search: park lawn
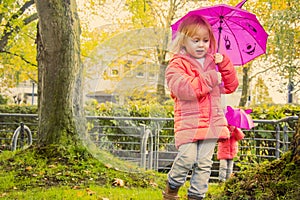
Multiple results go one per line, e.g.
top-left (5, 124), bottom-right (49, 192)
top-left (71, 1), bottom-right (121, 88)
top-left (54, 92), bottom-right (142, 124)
top-left (0, 147), bottom-right (226, 200)
top-left (0, 186), bottom-right (162, 200)
top-left (0, 183), bottom-right (223, 200)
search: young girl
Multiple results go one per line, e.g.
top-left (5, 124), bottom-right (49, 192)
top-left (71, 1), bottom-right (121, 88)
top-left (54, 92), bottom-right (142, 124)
top-left (217, 125), bottom-right (245, 182)
top-left (163, 15), bottom-right (239, 200)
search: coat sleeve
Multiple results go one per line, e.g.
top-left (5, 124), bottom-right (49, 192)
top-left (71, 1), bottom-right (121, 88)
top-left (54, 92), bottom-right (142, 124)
top-left (166, 59), bottom-right (220, 100)
top-left (233, 127), bottom-right (245, 141)
top-left (217, 54), bottom-right (239, 94)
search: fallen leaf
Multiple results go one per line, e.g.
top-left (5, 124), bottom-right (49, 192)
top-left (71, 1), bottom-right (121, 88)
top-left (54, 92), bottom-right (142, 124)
top-left (149, 181), bottom-right (158, 187)
top-left (0, 193), bottom-right (7, 197)
top-left (72, 185), bottom-right (81, 189)
top-left (112, 178), bottom-right (125, 187)
top-left (105, 164), bottom-right (112, 169)
top-left (86, 188), bottom-right (96, 195)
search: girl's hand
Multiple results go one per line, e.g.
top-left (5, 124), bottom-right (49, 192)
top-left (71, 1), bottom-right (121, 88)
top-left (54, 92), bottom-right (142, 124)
top-left (217, 72), bottom-right (222, 84)
top-left (215, 53), bottom-right (223, 64)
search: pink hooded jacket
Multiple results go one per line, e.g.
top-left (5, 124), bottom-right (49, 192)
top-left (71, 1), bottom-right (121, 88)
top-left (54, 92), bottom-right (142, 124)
top-left (166, 53), bottom-right (239, 149)
top-left (217, 126), bottom-right (245, 160)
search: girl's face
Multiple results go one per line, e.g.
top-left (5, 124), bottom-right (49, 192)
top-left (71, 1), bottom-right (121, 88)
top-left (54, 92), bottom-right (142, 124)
top-left (183, 26), bottom-right (210, 59)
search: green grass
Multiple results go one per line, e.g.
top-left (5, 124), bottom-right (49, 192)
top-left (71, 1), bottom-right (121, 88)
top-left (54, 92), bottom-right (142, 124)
top-left (0, 146), bottom-right (225, 199)
top-left (0, 182), bottom-right (223, 200)
top-left (0, 186), bottom-right (162, 200)
top-left (1, 146), bottom-right (299, 200)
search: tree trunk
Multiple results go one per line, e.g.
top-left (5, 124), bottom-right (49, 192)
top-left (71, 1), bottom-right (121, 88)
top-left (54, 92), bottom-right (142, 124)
top-left (157, 60), bottom-right (167, 103)
top-left (156, 31), bottom-right (169, 103)
top-left (35, 0), bottom-right (84, 146)
top-left (239, 66), bottom-right (250, 107)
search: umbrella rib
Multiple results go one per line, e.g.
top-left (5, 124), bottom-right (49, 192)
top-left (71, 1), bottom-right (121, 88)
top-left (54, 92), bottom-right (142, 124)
top-left (243, 18), bottom-right (268, 54)
top-left (209, 5), bottom-right (268, 65)
top-left (222, 19), bottom-right (244, 64)
top-left (224, 8), bottom-right (268, 51)
top-left (221, 16), bottom-right (267, 64)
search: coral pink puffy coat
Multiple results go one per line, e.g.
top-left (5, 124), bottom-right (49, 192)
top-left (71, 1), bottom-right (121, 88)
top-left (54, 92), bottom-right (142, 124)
top-left (217, 126), bottom-right (245, 160)
top-left (166, 53), bottom-right (239, 149)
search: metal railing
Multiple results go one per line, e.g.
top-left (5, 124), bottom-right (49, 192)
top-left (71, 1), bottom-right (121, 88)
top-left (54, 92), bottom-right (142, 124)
top-left (0, 113), bottom-right (298, 180)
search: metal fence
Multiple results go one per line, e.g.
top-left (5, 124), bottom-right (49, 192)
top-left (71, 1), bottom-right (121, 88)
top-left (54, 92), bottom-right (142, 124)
top-left (0, 113), bottom-right (298, 180)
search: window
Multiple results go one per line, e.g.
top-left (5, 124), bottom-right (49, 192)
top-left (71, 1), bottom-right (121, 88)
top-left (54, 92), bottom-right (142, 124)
top-left (148, 64), bottom-right (157, 80)
top-left (136, 65), bottom-right (145, 78)
top-left (110, 67), bottom-right (119, 77)
top-left (124, 60), bottom-right (133, 77)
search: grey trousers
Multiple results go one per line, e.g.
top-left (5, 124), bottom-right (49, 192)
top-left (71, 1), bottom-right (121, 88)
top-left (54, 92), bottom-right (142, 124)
top-left (167, 139), bottom-right (217, 198)
top-left (219, 159), bottom-right (234, 181)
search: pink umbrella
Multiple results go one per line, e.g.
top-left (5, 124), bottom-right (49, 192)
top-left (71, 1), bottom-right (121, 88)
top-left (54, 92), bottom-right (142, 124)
top-left (225, 106), bottom-right (254, 130)
top-left (171, 4), bottom-right (268, 66)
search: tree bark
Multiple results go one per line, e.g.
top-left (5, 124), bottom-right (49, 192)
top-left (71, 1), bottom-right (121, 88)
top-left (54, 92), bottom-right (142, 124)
top-left (157, 59), bottom-right (167, 103)
top-left (35, 0), bottom-right (84, 146)
top-left (239, 66), bottom-right (250, 107)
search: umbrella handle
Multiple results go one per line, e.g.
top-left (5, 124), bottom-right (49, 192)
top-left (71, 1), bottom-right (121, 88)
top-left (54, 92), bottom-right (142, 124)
top-left (217, 27), bottom-right (222, 53)
top-left (215, 19), bottom-right (222, 73)
top-left (217, 16), bottom-right (223, 53)
top-left (216, 19), bottom-right (224, 87)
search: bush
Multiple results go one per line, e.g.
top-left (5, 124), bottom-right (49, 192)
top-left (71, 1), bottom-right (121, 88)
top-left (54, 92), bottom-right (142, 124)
top-left (0, 94), bottom-right (8, 105)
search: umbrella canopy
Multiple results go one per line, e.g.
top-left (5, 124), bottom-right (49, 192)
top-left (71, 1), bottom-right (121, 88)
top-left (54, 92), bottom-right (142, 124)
top-left (171, 4), bottom-right (268, 66)
top-left (225, 106), bottom-right (254, 130)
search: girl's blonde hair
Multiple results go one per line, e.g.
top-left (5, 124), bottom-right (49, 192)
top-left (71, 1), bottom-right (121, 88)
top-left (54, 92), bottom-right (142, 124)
top-left (170, 14), bottom-right (216, 54)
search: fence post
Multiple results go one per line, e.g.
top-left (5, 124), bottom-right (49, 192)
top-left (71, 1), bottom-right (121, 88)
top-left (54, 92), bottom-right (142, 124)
top-left (283, 124), bottom-right (289, 152)
top-left (153, 122), bottom-right (161, 171)
top-left (275, 124), bottom-right (280, 159)
top-left (140, 127), bottom-right (153, 170)
top-left (146, 129), bottom-right (153, 170)
top-left (140, 126), bottom-right (147, 169)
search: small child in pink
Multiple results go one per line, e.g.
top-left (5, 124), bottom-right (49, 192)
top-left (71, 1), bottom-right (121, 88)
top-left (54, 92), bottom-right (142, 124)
top-left (217, 125), bottom-right (245, 182)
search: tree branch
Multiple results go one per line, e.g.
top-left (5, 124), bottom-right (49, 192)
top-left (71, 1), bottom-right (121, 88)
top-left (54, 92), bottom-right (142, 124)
top-left (249, 65), bottom-right (278, 81)
top-left (1, 50), bottom-right (37, 67)
top-left (0, 0), bottom-right (37, 51)
top-left (24, 13), bottom-right (38, 25)
top-left (10, 0), bottom-right (35, 20)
